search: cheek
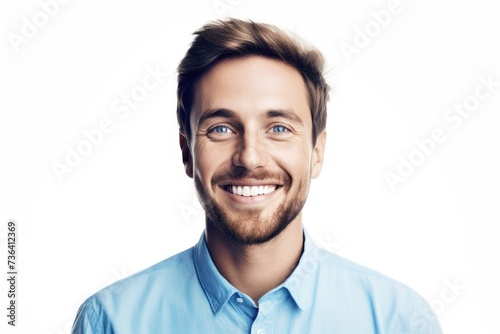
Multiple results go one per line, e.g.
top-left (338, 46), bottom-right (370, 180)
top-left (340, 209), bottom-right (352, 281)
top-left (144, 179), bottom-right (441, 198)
top-left (274, 143), bottom-right (313, 176)
top-left (193, 142), bottom-right (231, 184)
top-left (192, 143), bottom-right (207, 180)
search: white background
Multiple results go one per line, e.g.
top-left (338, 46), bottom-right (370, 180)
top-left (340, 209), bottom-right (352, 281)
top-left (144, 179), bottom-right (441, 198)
top-left (1, 0), bottom-right (499, 333)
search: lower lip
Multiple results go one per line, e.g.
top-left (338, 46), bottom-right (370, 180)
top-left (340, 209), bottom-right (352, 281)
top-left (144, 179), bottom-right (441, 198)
top-left (221, 186), bottom-right (281, 204)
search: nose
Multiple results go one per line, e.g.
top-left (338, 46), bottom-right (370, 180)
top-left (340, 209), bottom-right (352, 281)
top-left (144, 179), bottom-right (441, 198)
top-left (231, 132), bottom-right (268, 171)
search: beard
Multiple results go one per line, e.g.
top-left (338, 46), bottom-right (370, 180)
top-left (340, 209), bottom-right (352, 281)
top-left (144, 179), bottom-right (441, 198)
top-left (194, 167), bottom-right (309, 245)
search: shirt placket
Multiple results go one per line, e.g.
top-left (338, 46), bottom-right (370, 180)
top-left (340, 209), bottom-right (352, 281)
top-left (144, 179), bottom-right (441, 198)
top-left (250, 297), bottom-right (278, 334)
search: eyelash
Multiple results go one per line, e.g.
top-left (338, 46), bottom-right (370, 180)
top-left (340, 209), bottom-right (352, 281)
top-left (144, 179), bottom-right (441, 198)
top-left (269, 123), bottom-right (292, 134)
top-left (207, 124), bottom-right (234, 135)
top-left (206, 123), bottom-right (293, 137)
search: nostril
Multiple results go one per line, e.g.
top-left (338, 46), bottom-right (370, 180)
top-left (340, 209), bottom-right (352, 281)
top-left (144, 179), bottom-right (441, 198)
top-left (232, 145), bottom-right (267, 170)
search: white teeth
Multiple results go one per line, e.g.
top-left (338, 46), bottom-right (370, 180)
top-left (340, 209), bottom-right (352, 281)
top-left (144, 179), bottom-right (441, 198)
top-left (250, 186), bottom-right (258, 196)
top-left (229, 185), bottom-right (277, 197)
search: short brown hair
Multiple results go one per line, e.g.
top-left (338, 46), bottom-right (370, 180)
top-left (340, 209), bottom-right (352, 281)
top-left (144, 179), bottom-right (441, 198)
top-left (176, 19), bottom-right (330, 145)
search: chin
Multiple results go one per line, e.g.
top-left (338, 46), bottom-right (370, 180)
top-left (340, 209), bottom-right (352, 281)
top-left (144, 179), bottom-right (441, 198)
top-left (207, 202), bottom-right (302, 246)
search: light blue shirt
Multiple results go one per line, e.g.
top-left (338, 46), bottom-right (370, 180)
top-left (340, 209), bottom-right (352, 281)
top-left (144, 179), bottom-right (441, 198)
top-left (72, 230), bottom-right (442, 333)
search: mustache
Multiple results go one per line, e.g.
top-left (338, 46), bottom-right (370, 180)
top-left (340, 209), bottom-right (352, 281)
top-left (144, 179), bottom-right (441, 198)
top-left (211, 167), bottom-right (291, 186)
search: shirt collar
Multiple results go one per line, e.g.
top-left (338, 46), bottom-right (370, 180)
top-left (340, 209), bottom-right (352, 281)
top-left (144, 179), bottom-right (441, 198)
top-left (193, 228), bottom-right (321, 314)
top-left (282, 228), bottom-right (321, 310)
top-left (193, 233), bottom-right (237, 315)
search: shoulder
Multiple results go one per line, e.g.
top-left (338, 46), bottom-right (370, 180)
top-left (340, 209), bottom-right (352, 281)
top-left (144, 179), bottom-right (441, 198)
top-left (318, 247), bottom-right (418, 293)
top-left (71, 247), bottom-right (197, 333)
top-left (313, 248), bottom-right (442, 332)
top-left (96, 246), bottom-right (195, 299)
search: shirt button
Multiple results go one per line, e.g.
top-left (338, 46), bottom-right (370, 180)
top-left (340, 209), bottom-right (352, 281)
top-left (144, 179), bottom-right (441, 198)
top-left (236, 297), bottom-right (244, 303)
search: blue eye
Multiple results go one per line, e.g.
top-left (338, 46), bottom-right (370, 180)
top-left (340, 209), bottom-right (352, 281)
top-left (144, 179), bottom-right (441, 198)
top-left (211, 125), bottom-right (232, 133)
top-left (271, 125), bottom-right (288, 133)
top-left (208, 125), bottom-right (234, 138)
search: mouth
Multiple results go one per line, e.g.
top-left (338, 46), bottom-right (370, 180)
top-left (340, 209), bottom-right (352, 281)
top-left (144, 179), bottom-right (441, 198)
top-left (222, 184), bottom-right (281, 197)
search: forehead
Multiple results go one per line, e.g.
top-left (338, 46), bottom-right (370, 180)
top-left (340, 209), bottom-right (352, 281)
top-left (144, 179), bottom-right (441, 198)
top-left (191, 56), bottom-right (311, 126)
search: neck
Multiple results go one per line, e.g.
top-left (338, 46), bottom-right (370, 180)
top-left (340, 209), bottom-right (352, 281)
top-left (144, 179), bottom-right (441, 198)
top-left (205, 217), bottom-right (304, 305)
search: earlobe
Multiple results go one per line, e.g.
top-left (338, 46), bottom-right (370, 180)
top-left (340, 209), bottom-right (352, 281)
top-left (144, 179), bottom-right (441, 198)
top-left (179, 132), bottom-right (193, 178)
top-left (311, 131), bottom-right (326, 179)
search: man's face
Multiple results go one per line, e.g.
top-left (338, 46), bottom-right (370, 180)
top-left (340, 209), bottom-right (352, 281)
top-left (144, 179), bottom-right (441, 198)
top-left (181, 56), bottom-right (325, 245)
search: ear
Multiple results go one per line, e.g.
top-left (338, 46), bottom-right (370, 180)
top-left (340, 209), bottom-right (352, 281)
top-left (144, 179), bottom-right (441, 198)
top-left (311, 131), bottom-right (326, 179)
top-left (179, 132), bottom-right (193, 178)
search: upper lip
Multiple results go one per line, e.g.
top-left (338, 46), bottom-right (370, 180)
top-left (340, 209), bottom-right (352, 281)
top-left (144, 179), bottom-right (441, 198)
top-left (219, 179), bottom-right (283, 187)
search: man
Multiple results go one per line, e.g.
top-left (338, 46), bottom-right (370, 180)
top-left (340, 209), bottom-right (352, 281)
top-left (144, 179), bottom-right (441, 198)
top-left (72, 19), bottom-right (442, 333)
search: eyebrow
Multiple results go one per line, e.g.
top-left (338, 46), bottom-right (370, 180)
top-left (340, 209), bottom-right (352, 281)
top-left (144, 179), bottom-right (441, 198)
top-left (198, 108), bottom-right (236, 127)
top-left (266, 109), bottom-right (304, 125)
top-left (197, 108), bottom-right (305, 126)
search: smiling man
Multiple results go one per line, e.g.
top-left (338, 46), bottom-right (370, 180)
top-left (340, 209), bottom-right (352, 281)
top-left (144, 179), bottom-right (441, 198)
top-left (72, 19), bottom-right (442, 333)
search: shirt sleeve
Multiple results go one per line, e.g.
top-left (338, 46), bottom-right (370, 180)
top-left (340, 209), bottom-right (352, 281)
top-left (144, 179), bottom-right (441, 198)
top-left (410, 296), bottom-right (443, 334)
top-left (71, 297), bottom-right (103, 334)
